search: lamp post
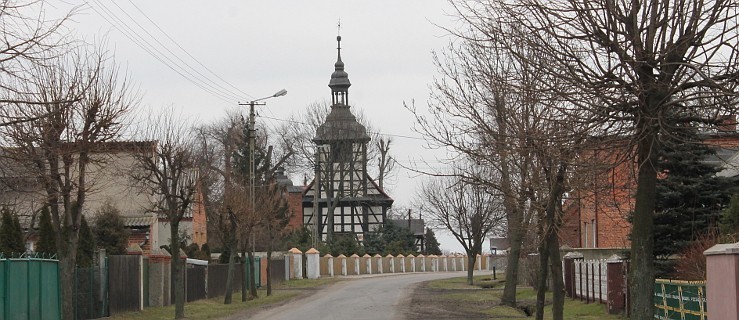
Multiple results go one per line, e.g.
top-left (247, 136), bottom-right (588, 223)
top-left (238, 88), bottom-right (287, 261)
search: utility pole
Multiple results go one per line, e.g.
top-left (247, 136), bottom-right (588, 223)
top-left (237, 89), bottom-right (286, 290)
top-left (313, 149), bottom-right (320, 247)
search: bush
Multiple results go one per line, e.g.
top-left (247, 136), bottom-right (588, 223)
top-left (92, 202), bottom-right (129, 255)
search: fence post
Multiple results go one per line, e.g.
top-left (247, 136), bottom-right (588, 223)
top-left (386, 254), bottom-right (395, 273)
top-left (288, 248), bottom-right (303, 279)
top-left (363, 254), bottom-right (372, 274)
top-left (284, 252), bottom-right (291, 281)
top-left (338, 255), bottom-right (347, 276)
top-left (397, 254), bottom-right (405, 273)
top-left (705, 242), bottom-right (739, 320)
top-left (605, 254), bottom-right (626, 314)
top-left (408, 254), bottom-right (416, 272)
top-left (562, 252), bottom-right (581, 298)
top-left (305, 248), bottom-right (320, 279)
top-left (374, 254), bottom-right (383, 274)
top-left (325, 254), bottom-right (334, 277)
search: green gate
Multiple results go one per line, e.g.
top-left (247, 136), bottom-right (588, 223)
top-left (244, 256), bottom-right (261, 288)
top-left (0, 254), bottom-right (60, 320)
top-left (654, 279), bottom-right (707, 320)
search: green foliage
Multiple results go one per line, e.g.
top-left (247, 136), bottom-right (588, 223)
top-left (185, 243), bottom-right (199, 257)
top-left (77, 215), bottom-right (95, 267)
top-left (363, 221), bottom-right (416, 256)
top-left (184, 243), bottom-right (210, 260)
top-left (0, 207), bottom-right (25, 256)
top-left (35, 206), bottom-right (56, 255)
top-left (218, 245), bottom-right (241, 264)
top-left (720, 194), bottom-right (739, 238)
top-left (283, 227), bottom-right (330, 254)
top-left (92, 202), bottom-right (130, 255)
top-left (327, 233), bottom-right (364, 256)
top-left (424, 228), bottom-right (442, 255)
top-left (653, 127), bottom-right (733, 276)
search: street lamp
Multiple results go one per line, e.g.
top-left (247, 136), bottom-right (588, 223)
top-left (238, 88), bottom-right (287, 260)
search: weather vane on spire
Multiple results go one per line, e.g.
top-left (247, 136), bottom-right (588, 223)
top-left (337, 18), bottom-right (341, 36)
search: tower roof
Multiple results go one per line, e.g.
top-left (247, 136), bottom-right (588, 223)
top-left (315, 35), bottom-right (369, 143)
top-left (314, 105), bottom-right (370, 143)
top-left (328, 36), bottom-right (351, 90)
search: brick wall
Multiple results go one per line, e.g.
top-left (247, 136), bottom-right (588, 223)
top-left (286, 189), bottom-right (304, 231)
top-left (561, 132), bottom-right (739, 249)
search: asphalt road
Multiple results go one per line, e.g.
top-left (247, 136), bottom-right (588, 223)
top-left (246, 271), bottom-right (468, 320)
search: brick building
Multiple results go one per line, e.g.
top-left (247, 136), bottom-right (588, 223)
top-left (559, 123), bottom-right (739, 249)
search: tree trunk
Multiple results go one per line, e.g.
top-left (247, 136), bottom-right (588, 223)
top-left (58, 233), bottom-right (78, 320)
top-left (223, 247), bottom-right (236, 304)
top-left (467, 254), bottom-right (476, 285)
top-left (548, 231), bottom-right (564, 320)
top-left (248, 250), bottom-right (258, 298)
top-left (241, 249), bottom-right (248, 301)
top-left (535, 213), bottom-right (549, 320)
top-left (501, 216), bottom-right (525, 307)
top-left (170, 223), bottom-right (185, 319)
top-left (267, 237), bottom-right (273, 296)
top-left (629, 122), bottom-right (659, 318)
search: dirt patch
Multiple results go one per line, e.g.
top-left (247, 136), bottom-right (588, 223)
top-left (402, 282), bottom-right (508, 319)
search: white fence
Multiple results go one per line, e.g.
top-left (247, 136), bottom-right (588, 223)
top-left (573, 259), bottom-right (607, 302)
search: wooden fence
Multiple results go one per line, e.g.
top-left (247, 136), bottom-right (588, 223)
top-left (108, 255), bottom-right (142, 314)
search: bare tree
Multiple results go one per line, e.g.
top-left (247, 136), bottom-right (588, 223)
top-left (1, 1), bottom-right (76, 105)
top-left (277, 100), bottom-right (396, 189)
top-left (131, 109), bottom-right (197, 319)
top-left (0, 45), bottom-right (134, 320)
top-left (447, 0), bottom-right (739, 317)
top-left (193, 114), bottom-right (245, 304)
top-left (418, 171), bottom-right (505, 285)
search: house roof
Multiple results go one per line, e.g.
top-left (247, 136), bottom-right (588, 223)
top-left (122, 214), bottom-right (157, 227)
top-left (388, 219), bottom-right (425, 236)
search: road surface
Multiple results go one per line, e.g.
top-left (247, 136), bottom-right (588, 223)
top-left (246, 272), bottom-right (467, 320)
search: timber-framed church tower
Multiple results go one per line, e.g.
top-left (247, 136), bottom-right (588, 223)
top-left (302, 36), bottom-right (394, 243)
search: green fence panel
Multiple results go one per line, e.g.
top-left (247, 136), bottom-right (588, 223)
top-left (0, 259), bottom-right (5, 317)
top-left (654, 279), bottom-right (707, 320)
top-left (0, 258), bottom-right (60, 320)
top-left (255, 257), bottom-right (261, 288)
top-left (8, 259), bottom-right (31, 319)
top-left (41, 260), bottom-right (61, 320)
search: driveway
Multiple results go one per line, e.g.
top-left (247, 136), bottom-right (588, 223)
top-left (235, 272), bottom-right (467, 320)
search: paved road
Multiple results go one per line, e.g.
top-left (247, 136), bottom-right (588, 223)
top-left (247, 272), bottom-right (467, 320)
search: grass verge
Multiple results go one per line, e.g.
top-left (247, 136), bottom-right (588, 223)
top-left (427, 274), bottom-right (625, 319)
top-left (108, 278), bottom-right (342, 320)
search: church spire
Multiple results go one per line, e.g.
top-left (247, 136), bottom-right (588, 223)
top-left (329, 35), bottom-right (351, 105)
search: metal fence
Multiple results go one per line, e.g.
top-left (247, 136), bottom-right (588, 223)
top-left (186, 264), bottom-right (207, 302)
top-left (0, 255), bottom-right (60, 320)
top-left (207, 264), bottom-right (243, 297)
top-left (654, 279), bottom-right (707, 320)
top-left (74, 260), bottom-right (108, 319)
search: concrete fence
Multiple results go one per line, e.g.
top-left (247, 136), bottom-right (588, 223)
top-left (284, 248), bottom-right (488, 279)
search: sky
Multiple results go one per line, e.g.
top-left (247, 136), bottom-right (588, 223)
top-left (44, 0), bottom-right (483, 254)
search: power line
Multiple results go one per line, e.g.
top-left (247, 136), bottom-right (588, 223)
top-left (259, 115), bottom-right (427, 141)
top-left (86, 1), bottom-right (248, 103)
top-left (123, 0), bottom-right (254, 100)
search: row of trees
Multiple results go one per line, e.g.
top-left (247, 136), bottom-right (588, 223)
top-left (411, 0), bottom-right (739, 319)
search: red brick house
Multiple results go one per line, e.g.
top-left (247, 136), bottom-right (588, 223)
top-left (559, 123), bottom-right (739, 249)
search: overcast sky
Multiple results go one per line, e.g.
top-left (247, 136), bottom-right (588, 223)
top-left (46, 0), bottom-right (481, 253)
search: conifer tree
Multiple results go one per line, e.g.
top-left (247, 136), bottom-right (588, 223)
top-left (76, 215), bottom-right (95, 267)
top-left (424, 228), bottom-right (442, 255)
top-left (0, 207), bottom-right (25, 256)
top-left (36, 207), bottom-right (57, 256)
top-left (653, 127), bottom-right (733, 276)
top-left (92, 202), bottom-right (129, 255)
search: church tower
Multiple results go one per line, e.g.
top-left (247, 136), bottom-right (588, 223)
top-left (303, 36), bottom-right (393, 243)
